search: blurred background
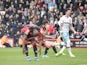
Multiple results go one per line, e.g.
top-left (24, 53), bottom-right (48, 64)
top-left (0, 0), bottom-right (87, 47)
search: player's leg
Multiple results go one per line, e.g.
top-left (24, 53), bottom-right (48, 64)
top-left (33, 43), bottom-right (39, 61)
top-left (43, 47), bottom-right (49, 58)
top-left (52, 46), bottom-right (57, 54)
top-left (24, 44), bottom-right (31, 61)
top-left (66, 39), bottom-right (75, 57)
top-left (55, 42), bottom-right (66, 56)
top-left (56, 33), bottom-right (67, 56)
top-left (62, 32), bottom-right (75, 57)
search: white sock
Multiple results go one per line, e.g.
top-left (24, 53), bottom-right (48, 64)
top-left (58, 46), bottom-right (66, 54)
top-left (67, 47), bottom-right (73, 55)
top-left (66, 40), bottom-right (73, 55)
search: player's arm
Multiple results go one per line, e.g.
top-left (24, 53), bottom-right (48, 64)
top-left (69, 17), bottom-right (77, 34)
top-left (45, 24), bottom-right (49, 35)
top-left (58, 16), bottom-right (63, 33)
top-left (82, 23), bottom-right (87, 34)
top-left (70, 24), bottom-right (77, 34)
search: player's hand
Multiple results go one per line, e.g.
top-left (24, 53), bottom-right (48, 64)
top-left (74, 31), bottom-right (79, 35)
top-left (79, 32), bottom-right (83, 36)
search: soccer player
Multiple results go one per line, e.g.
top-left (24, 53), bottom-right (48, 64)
top-left (21, 23), bottom-right (42, 61)
top-left (56, 8), bottom-right (77, 57)
top-left (40, 21), bottom-right (57, 58)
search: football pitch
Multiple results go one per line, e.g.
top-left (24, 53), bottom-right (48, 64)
top-left (0, 47), bottom-right (87, 65)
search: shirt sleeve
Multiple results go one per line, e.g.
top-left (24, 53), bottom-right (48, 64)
top-left (21, 27), bottom-right (30, 35)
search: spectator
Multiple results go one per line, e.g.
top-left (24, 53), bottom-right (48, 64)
top-left (48, 0), bottom-right (56, 11)
top-left (0, 0), bottom-right (86, 47)
top-left (36, 0), bottom-right (43, 9)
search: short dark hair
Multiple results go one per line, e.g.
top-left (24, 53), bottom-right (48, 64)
top-left (42, 20), bottom-right (48, 25)
top-left (65, 8), bottom-right (71, 12)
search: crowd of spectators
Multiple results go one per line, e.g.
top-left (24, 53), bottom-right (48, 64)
top-left (0, 0), bottom-right (87, 46)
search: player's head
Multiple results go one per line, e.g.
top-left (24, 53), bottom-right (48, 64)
top-left (65, 8), bottom-right (71, 16)
top-left (41, 20), bottom-right (48, 26)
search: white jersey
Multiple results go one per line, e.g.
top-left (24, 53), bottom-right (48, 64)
top-left (58, 15), bottom-right (72, 33)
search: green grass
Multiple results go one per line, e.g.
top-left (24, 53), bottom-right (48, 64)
top-left (0, 47), bottom-right (87, 65)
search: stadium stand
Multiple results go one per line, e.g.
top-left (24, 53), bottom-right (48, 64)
top-left (0, 0), bottom-right (87, 47)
